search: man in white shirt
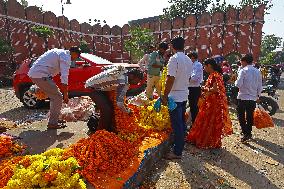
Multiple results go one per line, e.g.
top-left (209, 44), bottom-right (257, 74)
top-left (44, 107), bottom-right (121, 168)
top-left (138, 45), bottom-right (155, 72)
top-left (28, 47), bottom-right (81, 129)
top-left (235, 54), bottom-right (262, 143)
top-left (188, 51), bottom-right (203, 125)
top-left (162, 37), bottom-right (193, 159)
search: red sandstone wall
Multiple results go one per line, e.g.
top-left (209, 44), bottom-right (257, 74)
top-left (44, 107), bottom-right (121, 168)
top-left (0, 0), bottom-right (265, 73)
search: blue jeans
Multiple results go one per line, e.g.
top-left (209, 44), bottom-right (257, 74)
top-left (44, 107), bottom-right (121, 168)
top-left (170, 101), bottom-right (187, 156)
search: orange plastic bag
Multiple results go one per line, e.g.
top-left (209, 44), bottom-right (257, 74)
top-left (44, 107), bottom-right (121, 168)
top-left (254, 107), bottom-right (274, 129)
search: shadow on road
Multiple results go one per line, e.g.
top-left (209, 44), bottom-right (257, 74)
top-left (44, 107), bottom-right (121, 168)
top-left (0, 106), bottom-right (47, 123)
top-left (142, 143), bottom-right (281, 189)
top-left (19, 129), bottom-right (74, 154)
top-left (253, 138), bottom-right (284, 165)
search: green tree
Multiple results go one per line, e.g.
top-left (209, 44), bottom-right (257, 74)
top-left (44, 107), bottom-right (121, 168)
top-left (124, 27), bottom-right (154, 63)
top-left (163, 0), bottom-right (211, 19)
top-left (31, 26), bottom-right (54, 50)
top-left (260, 34), bottom-right (282, 57)
top-left (79, 40), bottom-right (91, 53)
top-left (239, 0), bottom-right (273, 13)
top-left (260, 34), bottom-right (283, 65)
top-left (211, 0), bottom-right (236, 13)
top-left (163, 0), bottom-right (273, 19)
top-left (0, 37), bottom-right (13, 55)
top-left (20, 0), bottom-right (28, 8)
top-left (260, 51), bottom-right (275, 65)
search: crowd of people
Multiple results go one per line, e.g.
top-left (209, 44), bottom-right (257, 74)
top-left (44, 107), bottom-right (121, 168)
top-left (137, 37), bottom-right (263, 159)
top-left (27, 36), bottom-right (263, 160)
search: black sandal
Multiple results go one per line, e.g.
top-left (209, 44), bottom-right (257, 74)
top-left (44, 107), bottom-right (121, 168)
top-left (58, 120), bottom-right (66, 124)
top-left (47, 124), bottom-right (67, 129)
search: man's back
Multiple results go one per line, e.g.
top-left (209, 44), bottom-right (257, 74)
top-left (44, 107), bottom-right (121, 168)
top-left (28, 48), bottom-right (71, 84)
top-left (168, 52), bottom-right (193, 102)
top-left (236, 65), bottom-right (262, 100)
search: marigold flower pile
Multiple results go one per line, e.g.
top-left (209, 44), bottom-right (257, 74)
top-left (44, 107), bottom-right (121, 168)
top-left (0, 67), bottom-right (173, 188)
top-left (0, 156), bottom-right (23, 188)
top-left (64, 130), bottom-right (139, 186)
top-left (131, 66), bottom-right (171, 131)
top-left (136, 102), bottom-right (171, 131)
top-left (0, 135), bottom-right (25, 158)
top-left (2, 148), bottom-right (86, 189)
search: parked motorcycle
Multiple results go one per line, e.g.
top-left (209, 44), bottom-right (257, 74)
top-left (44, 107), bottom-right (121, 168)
top-left (225, 83), bottom-right (279, 116)
top-left (266, 67), bottom-right (281, 88)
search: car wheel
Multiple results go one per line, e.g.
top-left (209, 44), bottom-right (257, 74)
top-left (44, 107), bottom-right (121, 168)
top-left (20, 87), bottom-right (45, 109)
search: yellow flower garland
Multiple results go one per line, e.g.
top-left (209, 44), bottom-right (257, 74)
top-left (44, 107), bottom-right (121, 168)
top-left (160, 66), bottom-right (168, 96)
top-left (136, 101), bottom-right (171, 131)
top-left (5, 148), bottom-right (86, 189)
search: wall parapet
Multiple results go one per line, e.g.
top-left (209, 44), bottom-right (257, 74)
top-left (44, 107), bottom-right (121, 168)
top-left (0, 0), bottom-right (265, 72)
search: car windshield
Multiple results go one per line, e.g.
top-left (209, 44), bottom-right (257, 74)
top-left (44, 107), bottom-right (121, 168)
top-left (80, 53), bottom-right (113, 65)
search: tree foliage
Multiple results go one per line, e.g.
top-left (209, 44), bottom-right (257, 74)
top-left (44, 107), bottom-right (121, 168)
top-left (211, 0), bottom-right (236, 13)
top-left (260, 34), bottom-right (283, 64)
top-left (163, 0), bottom-right (273, 19)
top-left (124, 27), bottom-right (154, 62)
top-left (0, 37), bottom-right (13, 55)
top-left (261, 34), bottom-right (282, 57)
top-left (31, 26), bottom-right (53, 38)
top-left (79, 40), bottom-right (91, 53)
top-left (163, 0), bottom-right (211, 19)
top-left (239, 0), bottom-right (273, 13)
top-left (20, 0), bottom-right (28, 8)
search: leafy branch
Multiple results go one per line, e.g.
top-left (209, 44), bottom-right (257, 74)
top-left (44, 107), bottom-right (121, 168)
top-left (124, 27), bottom-right (154, 62)
top-left (31, 26), bottom-right (53, 38)
top-left (0, 37), bottom-right (13, 55)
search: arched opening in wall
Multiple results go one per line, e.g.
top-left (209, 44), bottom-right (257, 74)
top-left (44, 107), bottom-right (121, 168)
top-left (224, 52), bottom-right (241, 66)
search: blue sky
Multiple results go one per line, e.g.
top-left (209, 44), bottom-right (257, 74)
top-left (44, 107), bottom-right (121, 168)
top-left (22, 0), bottom-right (284, 39)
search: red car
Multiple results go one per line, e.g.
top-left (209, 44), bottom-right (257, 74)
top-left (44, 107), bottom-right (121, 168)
top-left (13, 53), bottom-right (146, 108)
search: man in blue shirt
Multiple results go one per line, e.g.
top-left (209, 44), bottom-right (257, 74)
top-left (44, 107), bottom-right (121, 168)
top-left (146, 42), bottom-right (169, 99)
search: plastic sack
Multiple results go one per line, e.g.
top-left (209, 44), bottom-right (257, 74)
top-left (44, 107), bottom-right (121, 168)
top-left (154, 97), bottom-right (177, 112)
top-left (85, 66), bottom-right (127, 89)
top-left (254, 106), bottom-right (274, 129)
top-left (47, 97), bottom-right (95, 122)
top-left (128, 92), bottom-right (150, 106)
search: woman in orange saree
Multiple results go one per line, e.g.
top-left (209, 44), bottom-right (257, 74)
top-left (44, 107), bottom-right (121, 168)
top-left (187, 58), bottom-right (233, 149)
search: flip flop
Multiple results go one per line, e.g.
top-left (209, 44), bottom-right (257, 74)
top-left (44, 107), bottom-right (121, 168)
top-left (58, 120), bottom-right (66, 124)
top-left (47, 124), bottom-right (67, 129)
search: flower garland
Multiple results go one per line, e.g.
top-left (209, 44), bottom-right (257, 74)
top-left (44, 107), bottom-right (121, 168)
top-left (136, 101), bottom-right (171, 131)
top-left (160, 65), bottom-right (168, 96)
top-left (64, 130), bottom-right (138, 186)
top-left (107, 91), bottom-right (149, 142)
top-left (0, 156), bottom-right (23, 188)
top-left (0, 135), bottom-right (25, 158)
top-left (5, 148), bottom-right (86, 189)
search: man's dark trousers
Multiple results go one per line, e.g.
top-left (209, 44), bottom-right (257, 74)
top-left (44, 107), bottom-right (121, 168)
top-left (188, 87), bottom-right (201, 124)
top-left (237, 99), bottom-right (256, 137)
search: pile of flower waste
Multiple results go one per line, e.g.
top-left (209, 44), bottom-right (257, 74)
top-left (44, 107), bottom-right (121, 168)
top-left (0, 134), bottom-right (25, 159)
